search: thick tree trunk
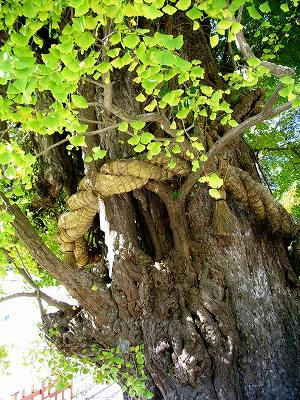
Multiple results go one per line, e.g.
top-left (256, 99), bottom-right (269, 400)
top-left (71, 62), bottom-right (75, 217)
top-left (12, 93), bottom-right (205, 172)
top-left (13, 105), bottom-right (299, 400)
top-left (9, 100), bottom-right (298, 400)
top-left (93, 184), bottom-right (299, 400)
top-left (137, 196), bottom-right (300, 400)
top-left (12, 176), bottom-right (300, 399)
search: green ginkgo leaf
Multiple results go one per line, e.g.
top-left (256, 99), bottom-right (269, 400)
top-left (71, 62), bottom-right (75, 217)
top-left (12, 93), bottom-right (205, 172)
top-left (74, 32), bottom-right (95, 50)
top-left (176, 0), bottom-right (191, 11)
top-left (210, 35), bottom-right (219, 48)
top-left (162, 4), bottom-right (177, 14)
top-left (247, 5), bottom-right (262, 19)
top-left (72, 95), bottom-right (89, 109)
top-left (259, 2), bottom-right (271, 13)
top-left (70, 135), bottom-right (87, 147)
top-left (123, 34), bottom-right (140, 49)
top-left (209, 188), bottom-right (222, 199)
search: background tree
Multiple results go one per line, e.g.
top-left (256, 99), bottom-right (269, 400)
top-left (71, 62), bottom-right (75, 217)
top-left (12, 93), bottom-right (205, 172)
top-left (0, 0), bottom-right (299, 399)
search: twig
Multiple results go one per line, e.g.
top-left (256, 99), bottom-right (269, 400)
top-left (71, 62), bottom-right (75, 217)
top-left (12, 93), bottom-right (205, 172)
top-left (252, 145), bottom-right (300, 152)
top-left (79, 118), bottom-right (104, 124)
top-left (263, 83), bottom-right (283, 113)
top-left (35, 124), bottom-right (119, 158)
top-left (0, 292), bottom-right (39, 302)
top-left (0, 290), bottom-right (72, 311)
top-left (83, 77), bottom-right (105, 88)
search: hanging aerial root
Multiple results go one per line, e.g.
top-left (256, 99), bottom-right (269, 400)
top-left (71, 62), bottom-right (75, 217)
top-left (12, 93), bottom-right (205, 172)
top-left (212, 189), bottom-right (235, 236)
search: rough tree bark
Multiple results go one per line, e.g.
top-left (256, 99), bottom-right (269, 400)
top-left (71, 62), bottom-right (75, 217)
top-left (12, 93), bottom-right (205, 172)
top-left (3, 14), bottom-right (300, 400)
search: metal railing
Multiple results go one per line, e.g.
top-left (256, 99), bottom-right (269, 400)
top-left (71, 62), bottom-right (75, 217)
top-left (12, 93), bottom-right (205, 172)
top-left (9, 382), bottom-right (72, 400)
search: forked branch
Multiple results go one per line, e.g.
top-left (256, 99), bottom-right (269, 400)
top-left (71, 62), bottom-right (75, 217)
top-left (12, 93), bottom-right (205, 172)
top-left (2, 247), bottom-right (74, 312)
top-left (234, 18), bottom-right (295, 77)
top-left (179, 98), bottom-right (297, 199)
top-left (0, 290), bottom-right (73, 311)
top-left (207, 100), bottom-right (296, 163)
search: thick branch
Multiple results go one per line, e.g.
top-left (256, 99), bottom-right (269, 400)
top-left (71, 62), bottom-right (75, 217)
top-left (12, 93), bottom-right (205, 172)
top-left (207, 100), bottom-right (295, 163)
top-left (235, 23), bottom-right (295, 77)
top-left (179, 99), bottom-right (296, 199)
top-left (145, 181), bottom-right (173, 208)
top-left (0, 194), bottom-right (116, 317)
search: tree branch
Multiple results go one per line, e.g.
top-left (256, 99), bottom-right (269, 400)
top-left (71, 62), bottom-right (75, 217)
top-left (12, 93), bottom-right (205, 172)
top-left (35, 124), bottom-right (119, 158)
top-left (263, 83), bottom-right (283, 113)
top-left (145, 181), bottom-right (174, 207)
top-left (0, 292), bottom-right (38, 302)
top-left (0, 193), bottom-right (115, 307)
top-left (2, 247), bottom-right (74, 311)
top-left (234, 20), bottom-right (295, 77)
top-left (79, 118), bottom-right (106, 124)
top-left (207, 100), bottom-right (296, 163)
top-left (0, 289), bottom-right (73, 311)
top-left (178, 99), bottom-right (297, 199)
top-left (83, 77), bottom-right (105, 88)
top-left (237, 5), bottom-right (244, 22)
top-left (91, 93), bottom-right (179, 139)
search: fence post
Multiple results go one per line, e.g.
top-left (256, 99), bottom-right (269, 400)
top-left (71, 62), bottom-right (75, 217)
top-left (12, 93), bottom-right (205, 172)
top-left (41, 382), bottom-right (45, 400)
top-left (11, 392), bottom-right (18, 400)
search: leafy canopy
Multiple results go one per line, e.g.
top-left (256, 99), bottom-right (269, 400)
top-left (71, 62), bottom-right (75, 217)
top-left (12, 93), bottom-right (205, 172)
top-left (0, 0), bottom-right (298, 204)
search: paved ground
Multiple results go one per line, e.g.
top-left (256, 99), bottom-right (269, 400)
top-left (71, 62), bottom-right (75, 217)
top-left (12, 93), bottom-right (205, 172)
top-left (73, 376), bottom-right (122, 400)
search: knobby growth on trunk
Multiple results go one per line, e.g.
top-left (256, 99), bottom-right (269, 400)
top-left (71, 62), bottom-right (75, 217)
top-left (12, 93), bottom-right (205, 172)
top-left (0, 1), bottom-right (300, 399)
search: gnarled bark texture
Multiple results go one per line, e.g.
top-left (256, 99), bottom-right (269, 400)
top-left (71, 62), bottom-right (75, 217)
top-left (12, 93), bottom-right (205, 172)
top-left (12, 123), bottom-right (300, 400)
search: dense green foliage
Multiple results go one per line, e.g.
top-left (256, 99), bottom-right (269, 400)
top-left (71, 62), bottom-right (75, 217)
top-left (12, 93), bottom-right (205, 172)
top-left (246, 108), bottom-right (300, 217)
top-left (26, 336), bottom-right (152, 397)
top-left (0, 345), bottom-right (9, 375)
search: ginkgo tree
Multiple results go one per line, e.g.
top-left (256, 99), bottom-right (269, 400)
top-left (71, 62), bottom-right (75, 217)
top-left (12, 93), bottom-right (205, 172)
top-left (0, 0), bottom-right (300, 399)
